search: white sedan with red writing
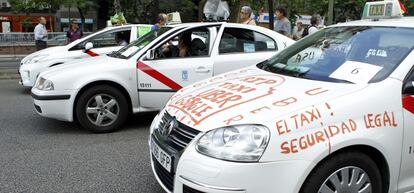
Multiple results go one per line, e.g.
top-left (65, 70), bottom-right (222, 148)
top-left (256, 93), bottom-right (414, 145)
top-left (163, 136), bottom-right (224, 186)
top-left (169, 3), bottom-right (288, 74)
top-left (30, 22), bottom-right (293, 133)
top-left (149, 1), bottom-right (414, 193)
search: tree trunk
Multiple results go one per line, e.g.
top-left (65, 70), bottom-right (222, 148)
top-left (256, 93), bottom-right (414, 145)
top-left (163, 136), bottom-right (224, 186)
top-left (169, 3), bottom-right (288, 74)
top-left (48, 4), bottom-right (54, 32)
top-left (78, 6), bottom-right (85, 32)
top-left (269, 0), bottom-right (274, 30)
top-left (114, 0), bottom-right (121, 14)
top-left (198, 0), bottom-right (206, 22)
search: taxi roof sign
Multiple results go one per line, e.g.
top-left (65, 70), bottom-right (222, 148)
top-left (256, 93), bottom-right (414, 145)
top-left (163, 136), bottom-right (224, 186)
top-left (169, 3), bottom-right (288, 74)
top-left (362, 0), bottom-right (404, 19)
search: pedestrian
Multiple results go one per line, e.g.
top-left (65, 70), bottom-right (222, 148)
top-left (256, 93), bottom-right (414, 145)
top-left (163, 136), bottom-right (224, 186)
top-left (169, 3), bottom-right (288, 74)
top-left (274, 6), bottom-right (291, 37)
top-left (151, 13), bottom-right (168, 31)
top-left (34, 17), bottom-right (48, 50)
top-left (292, 21), bottom-right (304, 40)
top-left (239, 6), bottom-right (256, 25)
top-left (66, 20), bottom-right (83, 44)
top-left (308, 14), bottom-right (321, 35)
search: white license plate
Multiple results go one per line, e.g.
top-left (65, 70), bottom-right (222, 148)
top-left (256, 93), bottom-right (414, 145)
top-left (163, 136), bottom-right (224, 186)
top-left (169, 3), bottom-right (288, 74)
top-left (151, 138), bottom-right (172, 172)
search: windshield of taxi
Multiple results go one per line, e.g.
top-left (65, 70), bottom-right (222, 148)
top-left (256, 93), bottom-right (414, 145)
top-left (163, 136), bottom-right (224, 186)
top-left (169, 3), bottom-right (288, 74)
top-left (260, 26), bottom-right (414, 83)
top-left (108, 27), bottom-right (172, 59)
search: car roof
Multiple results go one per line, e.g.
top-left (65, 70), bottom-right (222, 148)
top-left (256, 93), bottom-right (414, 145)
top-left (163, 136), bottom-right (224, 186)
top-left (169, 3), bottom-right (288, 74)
top-left (333, 17), bottom-right (414, 28)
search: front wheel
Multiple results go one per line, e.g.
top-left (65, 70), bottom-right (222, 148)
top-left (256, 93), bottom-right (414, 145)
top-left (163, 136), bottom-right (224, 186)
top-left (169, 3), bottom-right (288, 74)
top-left (76, 85), bottom-right (128, 133)
top-left (300, 151), bottom-right (383, 193)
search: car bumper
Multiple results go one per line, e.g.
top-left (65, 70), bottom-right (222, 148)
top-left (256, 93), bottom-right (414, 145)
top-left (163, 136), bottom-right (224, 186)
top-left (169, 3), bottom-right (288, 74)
top-left (31, 88), bottom-right (77, 122)
top-left (19, 65), bottom-right (40, 87)
top-left (150, 135), bottom-right (314, 193)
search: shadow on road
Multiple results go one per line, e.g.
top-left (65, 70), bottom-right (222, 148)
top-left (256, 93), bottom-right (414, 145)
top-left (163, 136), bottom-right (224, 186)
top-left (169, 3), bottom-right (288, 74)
top-left (35, 112), bottom-right (158, 135)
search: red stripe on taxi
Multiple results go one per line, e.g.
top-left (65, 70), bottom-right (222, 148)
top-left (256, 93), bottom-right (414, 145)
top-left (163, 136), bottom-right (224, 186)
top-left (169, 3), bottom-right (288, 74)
top-left (137, 61), bottom-right (182, 91)
top-left (403, 96), bottom-right (414, 114)
top-left (86, 50), bottom-right (99, 57)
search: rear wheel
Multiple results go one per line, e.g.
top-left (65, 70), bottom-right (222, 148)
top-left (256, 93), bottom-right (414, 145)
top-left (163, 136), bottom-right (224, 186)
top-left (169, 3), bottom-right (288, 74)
top-left (300, 151), bottom-right (382, 193)
top-left (76, 85), bottom-right (128, 133)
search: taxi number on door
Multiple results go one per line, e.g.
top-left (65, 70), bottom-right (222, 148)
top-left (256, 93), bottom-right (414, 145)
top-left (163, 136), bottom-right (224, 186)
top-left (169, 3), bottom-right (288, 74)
top-left (151, 139), bottom-right (172, 172)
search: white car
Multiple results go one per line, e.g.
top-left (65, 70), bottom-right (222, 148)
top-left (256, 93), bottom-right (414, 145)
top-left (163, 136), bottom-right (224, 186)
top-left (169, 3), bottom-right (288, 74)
top-left (149, 1), bottom-right (414, 193)
top-left (19, 24), bottom-right (152, 87)
top-left (31, 22), bottom-right (294, 133)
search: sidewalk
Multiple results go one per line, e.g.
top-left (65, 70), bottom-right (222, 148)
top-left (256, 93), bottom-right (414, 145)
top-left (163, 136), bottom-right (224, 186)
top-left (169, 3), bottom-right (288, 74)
top-left (0, 55), bottom-right (26, 62)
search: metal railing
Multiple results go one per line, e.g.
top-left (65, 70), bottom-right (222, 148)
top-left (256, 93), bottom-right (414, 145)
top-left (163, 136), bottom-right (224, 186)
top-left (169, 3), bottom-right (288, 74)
top-left (0, 32), bottom-right (92, 46)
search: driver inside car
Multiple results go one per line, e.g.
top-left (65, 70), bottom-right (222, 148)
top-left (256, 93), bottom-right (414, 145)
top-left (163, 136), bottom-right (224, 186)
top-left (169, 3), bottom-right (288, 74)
top-left (160, 32), bottom-right (192, 58)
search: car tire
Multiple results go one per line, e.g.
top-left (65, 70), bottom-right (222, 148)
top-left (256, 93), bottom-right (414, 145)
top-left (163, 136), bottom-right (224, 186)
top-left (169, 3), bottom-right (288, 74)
top-left (76, 85), bottom-right (128, 133)
top-left (299, 151), bottom-right (382, 193)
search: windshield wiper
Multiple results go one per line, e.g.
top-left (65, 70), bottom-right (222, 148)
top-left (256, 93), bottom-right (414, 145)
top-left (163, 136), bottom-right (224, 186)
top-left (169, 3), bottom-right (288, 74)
top-left (269, 63), bottom-right (310, 77)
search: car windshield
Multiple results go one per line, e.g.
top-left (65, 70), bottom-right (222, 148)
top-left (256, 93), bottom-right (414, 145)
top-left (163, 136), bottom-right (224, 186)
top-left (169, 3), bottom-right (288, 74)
top-left (108, 27), bottom-right (172, 59)
top-left (259, 26), bottom-right (414, 84)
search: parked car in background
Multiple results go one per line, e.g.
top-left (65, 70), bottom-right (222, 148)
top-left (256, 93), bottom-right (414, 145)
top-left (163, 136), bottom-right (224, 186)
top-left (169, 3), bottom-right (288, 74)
top-left (19, 24), bottom-right (152, 87)
top-left (30, 22), bottom-right (294, 133)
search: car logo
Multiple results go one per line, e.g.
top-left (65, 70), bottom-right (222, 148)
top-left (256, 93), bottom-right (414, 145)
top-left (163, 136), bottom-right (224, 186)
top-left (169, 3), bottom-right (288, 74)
top-left (160, 117), bottom-right (177, 137)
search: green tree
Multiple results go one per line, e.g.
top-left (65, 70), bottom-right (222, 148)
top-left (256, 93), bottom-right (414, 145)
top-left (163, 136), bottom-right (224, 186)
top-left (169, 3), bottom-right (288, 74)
top-left (9, 0), bottom-right (40, 31)
top-left (35, 0), bottom-right (62, 31)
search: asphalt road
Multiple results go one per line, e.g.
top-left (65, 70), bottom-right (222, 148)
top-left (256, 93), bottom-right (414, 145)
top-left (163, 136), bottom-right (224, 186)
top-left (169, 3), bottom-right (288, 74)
top-left (0, 80), bottom-right (164, 193)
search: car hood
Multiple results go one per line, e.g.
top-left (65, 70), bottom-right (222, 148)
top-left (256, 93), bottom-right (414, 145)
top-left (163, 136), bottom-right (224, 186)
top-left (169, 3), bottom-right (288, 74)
top-left (165, 66), bottom-right (368, 132)
top-left (22, 46), bottom-right (66, 64)
top-left (40, 55), bottom-right (118, 79)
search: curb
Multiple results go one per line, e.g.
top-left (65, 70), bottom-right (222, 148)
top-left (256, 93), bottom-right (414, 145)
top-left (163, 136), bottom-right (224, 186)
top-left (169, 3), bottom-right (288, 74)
top-left (0, 69), bottom-right (20, 80)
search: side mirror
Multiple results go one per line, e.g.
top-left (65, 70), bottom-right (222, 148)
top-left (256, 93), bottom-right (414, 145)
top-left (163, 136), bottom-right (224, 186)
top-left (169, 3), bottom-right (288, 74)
top-left (145, 49), bottom-right (155, 60)
top-left (403, 81), bottom-right (414, 95)
top-left (85, 42), bottom-right (94, 51)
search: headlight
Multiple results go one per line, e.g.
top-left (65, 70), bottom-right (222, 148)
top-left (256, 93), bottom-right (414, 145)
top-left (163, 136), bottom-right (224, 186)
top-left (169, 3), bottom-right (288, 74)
top-left (28, 54), bottom-right (49, 63)
top-left (196, 124), bottom-right (270, 162)
top-left (35, 77), bottom-right (54, 91)
top-left (150, 109), bottom-right (165, 134)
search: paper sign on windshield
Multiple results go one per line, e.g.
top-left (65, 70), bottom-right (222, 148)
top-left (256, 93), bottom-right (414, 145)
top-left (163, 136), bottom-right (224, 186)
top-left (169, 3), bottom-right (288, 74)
top-left (121, 46), bottom-right (139, 57)
top-left (329, 61), bottom-right (383, 84)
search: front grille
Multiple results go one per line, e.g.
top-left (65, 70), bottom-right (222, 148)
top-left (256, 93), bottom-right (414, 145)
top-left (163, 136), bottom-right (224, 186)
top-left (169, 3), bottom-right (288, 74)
top-left (159, 111), bottom-right (201, 152)
top-left (153, 156), bottom-right (174, 191)
top-left (183, 185), bottom-right (206, 193)
top-left (152, 110), bottom-right (202, 192)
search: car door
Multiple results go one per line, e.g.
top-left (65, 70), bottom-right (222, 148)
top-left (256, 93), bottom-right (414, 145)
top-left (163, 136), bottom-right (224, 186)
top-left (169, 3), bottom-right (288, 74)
top-left (67, 27), bottom-right (132, 58)
top-left (212, 25), bottom-right (280, 75)
top-left (137, 26), bottom-right (217, 109)
top-left (399, 68), bottom-right (414, 192)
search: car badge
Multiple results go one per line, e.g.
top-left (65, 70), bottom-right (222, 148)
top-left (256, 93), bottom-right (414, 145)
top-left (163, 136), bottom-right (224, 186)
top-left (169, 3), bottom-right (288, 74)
top-left (161, 117), bottom-right (177, 137)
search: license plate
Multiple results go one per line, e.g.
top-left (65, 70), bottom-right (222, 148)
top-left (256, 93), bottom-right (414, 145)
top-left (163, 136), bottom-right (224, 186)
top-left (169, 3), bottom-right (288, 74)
top-left (151, 138), bottom-right (172, 172)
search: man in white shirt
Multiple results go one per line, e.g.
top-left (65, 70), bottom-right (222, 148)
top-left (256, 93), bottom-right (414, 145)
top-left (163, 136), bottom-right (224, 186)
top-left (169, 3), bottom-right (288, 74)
top-left (34, 17), bottom-right (48, 50)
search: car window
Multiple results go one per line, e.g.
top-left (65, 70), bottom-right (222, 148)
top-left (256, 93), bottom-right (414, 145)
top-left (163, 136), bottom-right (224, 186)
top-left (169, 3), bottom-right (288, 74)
top-left (260, 26), bottom-right (414, 84)
top-left (109, 27), bottom-right (172, 59)
top-left (219, 28), bottom-right (277, 54)
top-left (153, 27), bottom-right (211, 59)
top-left (70, 28), bottom-right (131, 50)
top-left (254, 31), bottom-right (278, 51)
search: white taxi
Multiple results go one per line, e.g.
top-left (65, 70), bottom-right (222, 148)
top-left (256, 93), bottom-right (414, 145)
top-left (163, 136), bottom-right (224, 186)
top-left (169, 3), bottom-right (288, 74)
top-left (149, 1), bottom-right (414, 193)
top-left (19, 24), bottom-right (152, 87)
top-left (31, 22), bottom-right (294, 133)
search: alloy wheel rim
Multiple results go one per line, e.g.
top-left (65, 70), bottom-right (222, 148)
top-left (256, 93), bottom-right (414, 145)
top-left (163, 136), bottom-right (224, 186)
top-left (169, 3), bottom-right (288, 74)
top-left (86, 94), bottom-right (119, 127)
top-left (318, 166), bottom-right (372, 193)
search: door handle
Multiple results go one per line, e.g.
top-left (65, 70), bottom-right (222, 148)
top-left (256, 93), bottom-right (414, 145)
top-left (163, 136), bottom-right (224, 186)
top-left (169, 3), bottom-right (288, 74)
top-left (195, 67), bottom-right (210, 73)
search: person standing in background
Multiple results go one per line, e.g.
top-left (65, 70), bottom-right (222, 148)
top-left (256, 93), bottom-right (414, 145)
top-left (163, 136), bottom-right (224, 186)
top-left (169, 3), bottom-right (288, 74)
top-left (239, 6), bottom-right (256, 25)
top-left (274, 6), bottom-right (291, 37)
top-left (151, 13), bottom-right (168, 31)
top-left (66, 20), bottom-right (83, 44)
top-left (292, 21), bottom-right (304, 40)
top-left (308, 14), bottom-right (321, 35)
top-left (34, 17), bottom-right (48, 50)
